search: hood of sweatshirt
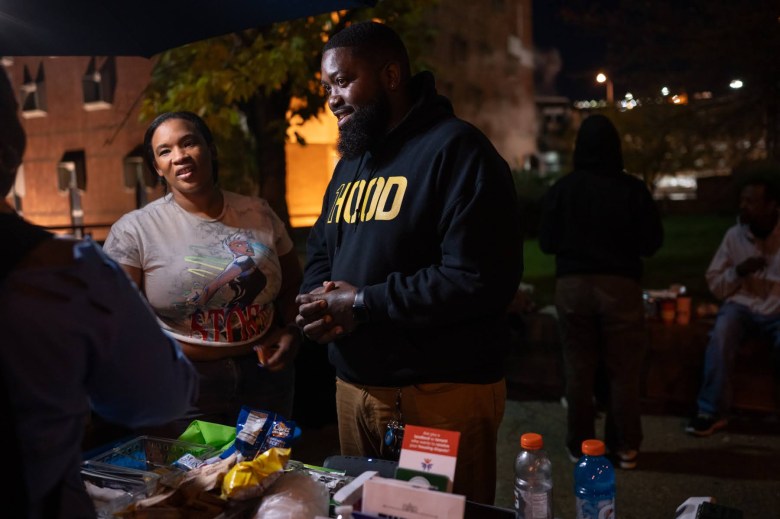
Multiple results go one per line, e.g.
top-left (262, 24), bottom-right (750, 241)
top-left (368, 70), bottom-right (454, 162)
top-left (573, 114), bottom-right (624, 174)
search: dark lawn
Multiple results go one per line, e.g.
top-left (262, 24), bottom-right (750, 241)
top-left (521, 213), bottom-right (735, 308)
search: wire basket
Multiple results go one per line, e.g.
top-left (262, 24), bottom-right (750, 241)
top-left (87, 435), bottom-right (218, 472)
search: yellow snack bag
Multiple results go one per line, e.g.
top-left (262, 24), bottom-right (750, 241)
top-left (221, 447), bottom-right (290, 501)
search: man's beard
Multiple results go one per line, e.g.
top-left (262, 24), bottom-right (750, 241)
top-left (337, 93), bottom-right (390, 159)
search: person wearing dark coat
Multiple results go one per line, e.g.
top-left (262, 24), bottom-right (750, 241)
top-left (295, 21), bottom-right (523, 504)
top-left (539, 114), bottom-right (664, 469)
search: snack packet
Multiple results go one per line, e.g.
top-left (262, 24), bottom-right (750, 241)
top-left (234, 406), bottom-right (275, 460)
top-left (259, 418), bottom-right (297, 452)
top-left (221, 447), bottom-right (290, 500)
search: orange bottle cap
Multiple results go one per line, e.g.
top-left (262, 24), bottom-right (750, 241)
top-left (521, 432), bottom-right (543, 450)
top-left (581, 439), bottom-right (605, 456)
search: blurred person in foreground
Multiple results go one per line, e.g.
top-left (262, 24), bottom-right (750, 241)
top-left (103, 111), bottom-right (303, 438)
top-left (686, 172), bottom-right (780, 436)
top-left (294, 21), bottom-right (523, 504)
top-left (0, 70), bottom-right (198, 518)
top-left (538, 114), bottom-right (663, 470)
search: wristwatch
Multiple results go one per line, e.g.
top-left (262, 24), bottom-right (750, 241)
top-left (352, 288), bottom-right (370, 324)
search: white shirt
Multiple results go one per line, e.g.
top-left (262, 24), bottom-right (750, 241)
top-left (705, 216), bottom-right (780, 316)
top-left (104, 191), bottom-right (294, 347)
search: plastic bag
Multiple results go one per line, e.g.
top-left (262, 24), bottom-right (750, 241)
top-left (252, 470), bottom-right (329, 518)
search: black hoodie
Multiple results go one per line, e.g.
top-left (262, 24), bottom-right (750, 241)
top-left (538, 114), bottom-right (664, 280)
top-left (302, 71), bottom-right (524, 386)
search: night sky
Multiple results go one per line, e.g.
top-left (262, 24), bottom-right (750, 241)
top-left (532, 0), bottom-right (609, 101)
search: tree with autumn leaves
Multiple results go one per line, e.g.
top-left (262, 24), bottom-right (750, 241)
top-left (140, 1), bottom-right (438, 228)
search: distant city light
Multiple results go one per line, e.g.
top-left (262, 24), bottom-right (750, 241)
top-left (653, 174), bottom-right (698, 201)
top-left (624, 92), bottom-right (634, 100)
top-left (657, 175), bottom-right (697, 190)
top-left (661, 87), bottom-right (669, 96)
top-left (729, 79), bottom-right (743, 89)
top-left (619, 98), bottom-right (638, 111)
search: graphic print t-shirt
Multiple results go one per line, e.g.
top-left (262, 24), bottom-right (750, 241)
top-left (103, 191), bottom-right (293, 347)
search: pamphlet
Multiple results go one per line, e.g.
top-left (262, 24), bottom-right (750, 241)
top-left (397, 424), bottom-right (460, 492)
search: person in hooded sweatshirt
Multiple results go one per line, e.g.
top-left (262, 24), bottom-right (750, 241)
top-left (538, 114), bottom-right (663, 470)
top-left (294, 21), bottom-right (523, 504)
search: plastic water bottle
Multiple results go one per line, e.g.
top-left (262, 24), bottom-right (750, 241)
top-left (513, 432), bottom-right (553, 519)
top-left (574, 439), bottom-right (615, 519)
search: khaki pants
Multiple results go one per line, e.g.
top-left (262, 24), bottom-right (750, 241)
top-left (335, 377), bottom-right (506, 505)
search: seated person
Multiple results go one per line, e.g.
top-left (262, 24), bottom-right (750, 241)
top-left (686, 173), bottom-right (780, 436)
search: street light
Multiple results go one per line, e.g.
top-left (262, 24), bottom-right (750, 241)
top-left (729, 79), bottom-right (743, 89)
top-left (596, 72), bottom-right (614, 104)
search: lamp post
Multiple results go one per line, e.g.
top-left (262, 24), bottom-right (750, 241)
top-left (596, 72), bottom-right (614, 104)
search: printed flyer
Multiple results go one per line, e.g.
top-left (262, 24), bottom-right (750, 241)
top-left (397, 424), bottom-right (460, 490)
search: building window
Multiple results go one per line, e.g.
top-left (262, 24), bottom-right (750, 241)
top-left (123, 144), bottom-right (158, 208)
top-left (450, 35), bottom-right (468, 63)
top-left (479, 41), bottom-right (491, 57)
top-left (20, 63), bottom-right (47, 118)
top-left (57, 150), bottom-right (87, 193)
top-left (10, 164), bottom-right (25, 215)
top-left (468, 85), bottom-right (485, 110)
top-left (57, 150), bottom-right (87, 238)
top-left (83, 56), bottom-right (116, 111)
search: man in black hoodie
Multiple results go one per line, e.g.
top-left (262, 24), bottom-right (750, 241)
top-left (539, 114), bottom-right (663, 470)
top-left (295, 21), bottom-right (523, 504)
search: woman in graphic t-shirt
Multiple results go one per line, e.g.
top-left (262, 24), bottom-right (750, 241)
top-left (104, 111), bottom-right (303, 437)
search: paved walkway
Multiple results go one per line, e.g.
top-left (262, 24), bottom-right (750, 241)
top-left (495, 399), bottom-right (780, 519)
top-left (293, 397), bottom-right (780, 519)
top-left (291, 313), bottom-right (780, 518)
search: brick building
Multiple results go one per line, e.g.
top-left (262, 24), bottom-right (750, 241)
top-left (289, 0), bottom-right (537, 226)
top-left (424, 0), bottom-right (536, 170)
top-left (4, 0), bottom-right (535, 233)
top-left (4, 56), bottom-right (159, 240)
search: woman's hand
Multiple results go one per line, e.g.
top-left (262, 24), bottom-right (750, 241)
top-left (253, 325), bottom-right (301, 372)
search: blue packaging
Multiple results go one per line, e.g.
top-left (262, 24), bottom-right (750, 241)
top-left (234, 406), bottom-right (276, 459)
top-left (259, 418), bottom-right (297, 451)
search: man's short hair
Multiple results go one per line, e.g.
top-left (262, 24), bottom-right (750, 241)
top-left (734, 159), bottom-right (780, 203)
top-left (744, 175), bottom-right (780, 204)
top-left (324, 21), bottom-right (410, 75)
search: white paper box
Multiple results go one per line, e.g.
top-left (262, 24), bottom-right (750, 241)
top-left (362, 477), bottom-right (465, 519)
